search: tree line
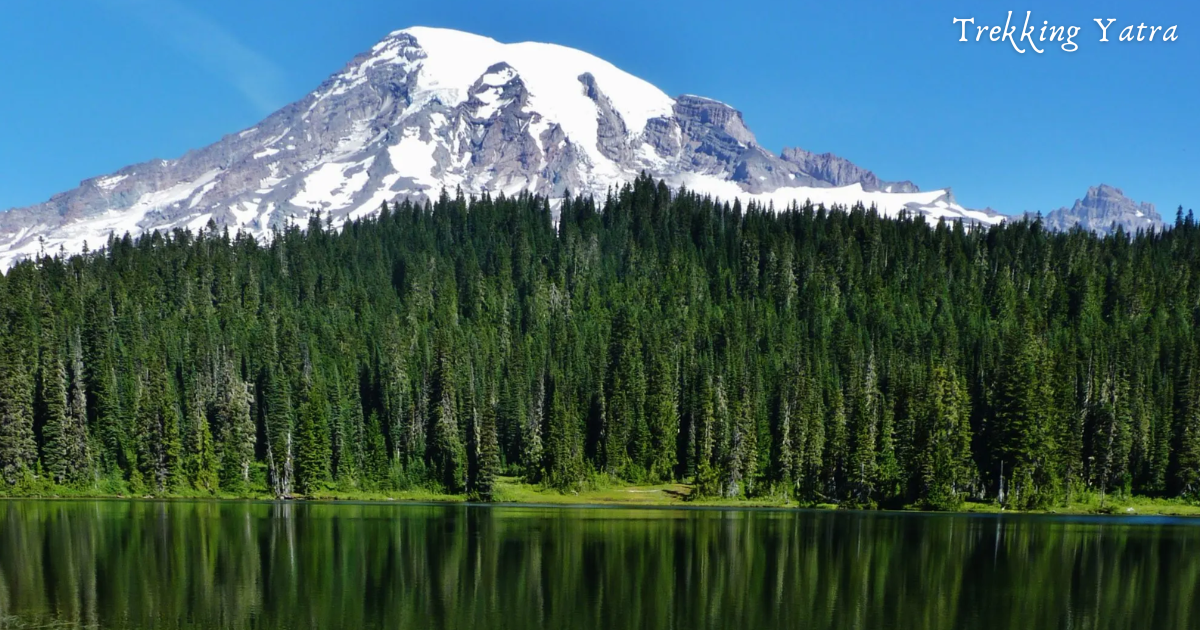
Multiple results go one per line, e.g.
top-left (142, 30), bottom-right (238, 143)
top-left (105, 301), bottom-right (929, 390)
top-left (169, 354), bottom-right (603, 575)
top-left (1, 175), bottom-right (1198, 509)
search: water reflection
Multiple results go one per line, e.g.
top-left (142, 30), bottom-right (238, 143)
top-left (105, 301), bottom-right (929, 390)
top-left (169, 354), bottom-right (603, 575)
top-left (0, 501), bottom-right (1196, 629)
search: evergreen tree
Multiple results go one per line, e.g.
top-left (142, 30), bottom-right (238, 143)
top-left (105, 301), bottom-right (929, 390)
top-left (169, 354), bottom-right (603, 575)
top-left (645, 349), bottom-right (679, 481)
top-left (545, 371), bottom-right (586, 490)
top-left (473, 394), bottom-right (501, 501)
top-left (215, 359), bottom-right (254, 491)
top-left (996, 327), bottom-right (1058, 508)
top-left (0, 281), bottom-right (36, 485)
top-left (186, 389), bottom-right (219, 494)
top-left (295, 377), bottom-right (332, 494)
top-left (134, 358), bottom-right (183, 492)
top-left (330, 367), bottom-right (364, 485)
top-left (64, 335), bottom-right (93, 482)
top-left (918, 365), bottom-right (975, 510)
top-left (522, 373), bottom-right (545, 483)
top-left (1175, 351), bottom-right (1200, 496)
top-left (2, 176), bottom-right (1200, 508)
top-left (847, 355), bottom-right (881, 505)
top-left (605, 308), bottom-right (646, 478)
top-left (796, 370), bottom-right (826, 503)
top-left (692, 374), bottom-right (721, 497)
top-left (263, 364), bottom-right (294, 497)
top-left (428, 335), bottom-right (465, 492)
top-left (39, 330), bottom-right (93, 486)
top-left (38, 333), bottom-right (72, 484)
top-left (363, 410), bottom-right (389, 486)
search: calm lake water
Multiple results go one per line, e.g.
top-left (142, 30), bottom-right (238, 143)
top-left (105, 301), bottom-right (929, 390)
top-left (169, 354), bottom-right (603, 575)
top-left (0, 501), bottom-right (1197, 629)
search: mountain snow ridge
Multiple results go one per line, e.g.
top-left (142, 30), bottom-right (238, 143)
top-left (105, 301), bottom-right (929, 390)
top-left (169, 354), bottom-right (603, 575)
top-left (0, 26), bottom-right (1003, 270)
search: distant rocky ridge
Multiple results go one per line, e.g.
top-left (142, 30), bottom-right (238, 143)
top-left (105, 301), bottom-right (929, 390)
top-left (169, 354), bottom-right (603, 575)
top-left (0, 27), bottom-right (1003, 270)
top-left (780, 148), bottom-right (919, 193)
top-left (1035, 185), bottom-right (1164, 235)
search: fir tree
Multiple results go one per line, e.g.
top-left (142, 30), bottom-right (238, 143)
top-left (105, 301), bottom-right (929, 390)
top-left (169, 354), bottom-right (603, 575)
top-left (646, 349), bottom-right (679, 482)
top-left (64, 335), bottom-right (93, 482)
top-left (0, 339), bottom-right (37, 485)
top-left (522, 373), bottom-right (545, 483)
top-left (429, 336), bottom-right (465, 493)
top-left (996, 327), bottom-right (1058, 508)
top-left (847, 355), bottom-right (881, 506)
top-left (918, 365), bottom-right (975, 510)
top-left (38, 334), bottom-right (72, 483)
top-left (186, 389), bottom-right (219, 494)
top-left (263, 364), bottom-right (294, 497)
top-left (215, 359), bottom-right (254, 491)
top-left (295, 377), bottom-right (332, 494)
top-left (135, 358), bottom-right (183, 492)
top-left (1, 176), bottom-right (1200, 507)
top-left (1176, 352), bottom-right (1200, 497)
top-left (477, 397), bottom-right (501, 501)
top-left (0, 281), bottom-right (36, 485)
top-left (363, 410), bottom-right (389, 486)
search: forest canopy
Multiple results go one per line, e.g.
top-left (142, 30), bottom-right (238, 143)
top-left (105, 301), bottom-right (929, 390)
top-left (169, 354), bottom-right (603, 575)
top-left (1, 175), bottom-right (1198, 510)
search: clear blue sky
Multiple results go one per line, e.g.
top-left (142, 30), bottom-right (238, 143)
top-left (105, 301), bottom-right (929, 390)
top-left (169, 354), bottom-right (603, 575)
top-left (0, 0), bottom-right (1195, 215)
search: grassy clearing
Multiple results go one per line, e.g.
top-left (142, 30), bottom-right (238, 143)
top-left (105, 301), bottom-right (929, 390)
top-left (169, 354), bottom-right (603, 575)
top-left (4, 476), bottom-right (1200, 517)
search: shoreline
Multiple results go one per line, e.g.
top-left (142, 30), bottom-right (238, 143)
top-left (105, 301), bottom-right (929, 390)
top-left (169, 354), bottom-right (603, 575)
top-left (5, 478), bottom-right (1200, 518)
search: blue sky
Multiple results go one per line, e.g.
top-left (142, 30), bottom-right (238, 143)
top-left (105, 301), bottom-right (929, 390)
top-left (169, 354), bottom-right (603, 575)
top-left (0, 0), bottom-right (1195, 215)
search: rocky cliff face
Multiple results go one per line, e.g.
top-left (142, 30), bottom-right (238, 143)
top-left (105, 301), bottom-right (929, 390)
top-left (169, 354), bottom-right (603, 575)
top-left (0, 26), bottom-right (998, 270)
top-left (780, 147), bottom-right (919, 193)
top-left (1038, 185), bottom-right (1164, 234)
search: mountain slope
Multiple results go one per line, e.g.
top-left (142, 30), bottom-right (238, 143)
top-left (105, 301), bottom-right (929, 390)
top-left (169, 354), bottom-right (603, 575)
top-left (0, 26), bottom-right (1000, 270)
top-left (1036, 185), bottom-right (1164, 234)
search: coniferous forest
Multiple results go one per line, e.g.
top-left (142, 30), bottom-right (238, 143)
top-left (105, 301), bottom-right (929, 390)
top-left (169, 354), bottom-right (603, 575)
top-left (2, 175), bottom-right (1199, 510)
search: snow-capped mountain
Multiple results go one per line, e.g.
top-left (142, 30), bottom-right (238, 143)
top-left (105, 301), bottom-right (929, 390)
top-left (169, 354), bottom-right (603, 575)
top-left (1035, 185), bottom-right (1164, 235)
top-left (0, 26), bottom-right (1002, 270)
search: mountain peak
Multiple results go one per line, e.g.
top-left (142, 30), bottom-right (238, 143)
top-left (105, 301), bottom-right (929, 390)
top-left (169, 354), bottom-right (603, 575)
top-left (1040, 184), bottom-right (1162, 234)
top-left (0, 26), bottom-right (999, 271)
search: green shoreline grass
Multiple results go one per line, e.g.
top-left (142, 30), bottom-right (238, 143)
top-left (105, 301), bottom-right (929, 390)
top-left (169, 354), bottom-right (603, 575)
top-left (5, 476), bottom-right (1200, 517)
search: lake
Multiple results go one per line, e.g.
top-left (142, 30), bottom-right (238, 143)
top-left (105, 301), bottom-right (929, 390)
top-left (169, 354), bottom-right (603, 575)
top-left (0, 500), bottom-right (1197, 629)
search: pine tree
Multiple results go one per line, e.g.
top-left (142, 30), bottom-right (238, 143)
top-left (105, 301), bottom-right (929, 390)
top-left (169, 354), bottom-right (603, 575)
top-left (7, 176), bottom-right (1200, 508)
top-left (215, 359), bottom-right (254, 491)
top-left (295, 378), bottom-right (332, 494)
top-left (263, 364), bottom-right (294, 497)
top-left (824, 387), bottom-right (848, 500)
top-left (996, 327), bottom-right (1058, 508)
top-left (0, 283), bottom-right (36, 486)
top-left (38, 292), bottom-right (91, 486)
top-left (39, 334), bottom-right (73, 484)
top-left (85, 316), bottom-right (125, 476)
top-left (876, 391), bottom-right (901, 504)
top-left (186, 389), bottom-right (219, 494)
top-left (429, 337), bottom-right (465, 493)
top-left (363, 411), bottom-right (389, 486)
top-left (64, 335), bottom-right (92, 482)
top-left (330, 368), bottom-right (364, 485)
top-left (692, 374), bottom-right (720, 497)
top-left (545, 371), bottom-right (586, 490)
top-left (724, 376), bottom-right (757, 498)
top-left (471, 393), bottom-right (501, 501)
top-left (522, 372), bottom-right (545, 483)
top-left (135, 358), bottom-right (183, 493)
top-left (797, 372), bottom-right (826, 503)
top-left (605, 308), bottom-right (646, 479)
top-left (847, 355), bottom-right (880, 506)
top-left (381, 332), bottom-right (414, 466)
top-left (774, 383), bottom-right (795, 491)
top-left (646, 350), bottom-right (679, 481)
top-left (1176, 352), bottom-right (1200, 496)
top-left (918, 365), bottom-right (975, 510)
